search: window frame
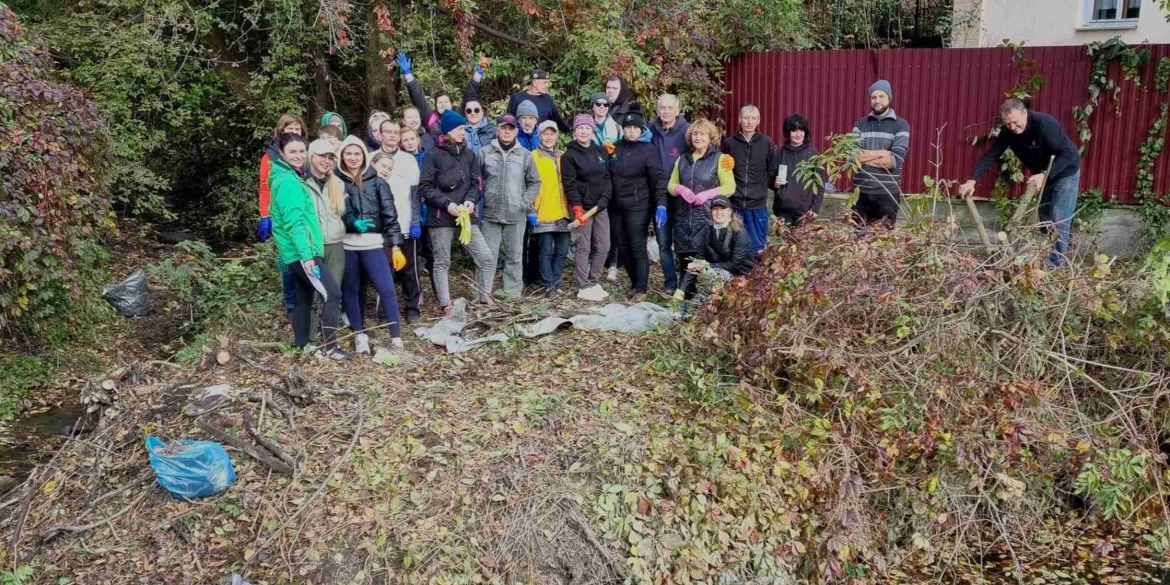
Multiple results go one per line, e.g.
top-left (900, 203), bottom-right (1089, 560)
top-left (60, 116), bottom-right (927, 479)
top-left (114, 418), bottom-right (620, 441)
top-left (1078, 0), bottom-right (1140, 30)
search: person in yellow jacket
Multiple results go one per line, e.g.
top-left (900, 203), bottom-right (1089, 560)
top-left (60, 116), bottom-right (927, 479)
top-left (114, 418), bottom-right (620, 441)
top-left (530, 119), bottom-right (572, 298)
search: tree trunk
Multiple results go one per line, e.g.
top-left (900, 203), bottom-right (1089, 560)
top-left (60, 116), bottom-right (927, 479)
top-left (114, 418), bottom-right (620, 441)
top-left (366, 3), bottom-right (399, 116)
top-left (311, 59), bottom-right (333, 127)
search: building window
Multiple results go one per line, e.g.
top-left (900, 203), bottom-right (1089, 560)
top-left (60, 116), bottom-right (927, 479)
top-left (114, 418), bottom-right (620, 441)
top-left (1091, 0), bottom-right (1140, 21)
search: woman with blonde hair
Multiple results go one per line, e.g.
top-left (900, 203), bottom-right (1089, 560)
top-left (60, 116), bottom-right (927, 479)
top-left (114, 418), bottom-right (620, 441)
top-left (667, 117), bottom-right (735, 300)
top-left (303, 139), bottom-right (348, 335)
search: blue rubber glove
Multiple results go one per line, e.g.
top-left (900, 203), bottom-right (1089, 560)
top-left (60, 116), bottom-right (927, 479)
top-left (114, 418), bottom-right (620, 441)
top-left (311, 265), bottom-right (322, 279)
top-left (420, 202), bottom-right (428, 226)
top-left (410, 225), bottom-right (422, 240)
top-left (257, 217), bottom-right (272, 241)
top-left (396, 52), bottom-right (412, 75)
top-left (354, 219), bottom-right (376, 233)
top-left (655, 206), bottom-right (667, 229)
top-left (527, 213), bottom-right (537, 227)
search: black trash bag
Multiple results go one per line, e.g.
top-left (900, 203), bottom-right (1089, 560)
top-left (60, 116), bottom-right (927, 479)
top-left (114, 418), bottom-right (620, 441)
top-left (103, 269), bottom-right (151, 316)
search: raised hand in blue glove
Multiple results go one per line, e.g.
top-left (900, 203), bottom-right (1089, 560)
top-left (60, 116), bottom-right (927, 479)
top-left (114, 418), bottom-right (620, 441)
top-left (354, 219), bottom-right (376, 233)
top-left (655, 206), bottom-right (667, 229)
top-left (527, 213), bottom-right (537, 227)
top-left (410, 225), bottom-right (422, 240)
top-left (257, 217), bottom-right (272, 241)
top-left (396, 52), bottom-right (412, 76)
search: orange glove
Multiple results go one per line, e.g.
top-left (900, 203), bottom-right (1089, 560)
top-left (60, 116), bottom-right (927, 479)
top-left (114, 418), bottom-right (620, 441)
top-left (391, 247), bottom-right (407, 271)
top-left (478, 53), bottom-right (490, 72)
top-left (602, 141), bottom-right (615, 155)
top-left (572, 206), bottom-right (587, 226)
top-left (720, 154), bottom-right (735, 171)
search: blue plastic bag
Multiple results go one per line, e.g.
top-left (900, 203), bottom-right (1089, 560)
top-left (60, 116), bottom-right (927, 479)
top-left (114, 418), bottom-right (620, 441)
top-left (145, 436), bottom-right (236, 499)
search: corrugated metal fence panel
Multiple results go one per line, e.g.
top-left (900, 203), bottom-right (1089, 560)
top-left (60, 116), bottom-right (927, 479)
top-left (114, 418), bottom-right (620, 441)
top-left (722, 45), bottom-right (1170, 205)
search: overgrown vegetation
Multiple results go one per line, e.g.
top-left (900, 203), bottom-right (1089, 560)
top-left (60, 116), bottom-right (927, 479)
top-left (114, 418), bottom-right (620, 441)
top-left (0, 5), bottom-right (112, 340)
top-left (0, 355), bottom-right (54, 420)
top-left (686, 219), bottom-right (1170, 580)
top-left (1074, 36), bottom-right (1151, 154)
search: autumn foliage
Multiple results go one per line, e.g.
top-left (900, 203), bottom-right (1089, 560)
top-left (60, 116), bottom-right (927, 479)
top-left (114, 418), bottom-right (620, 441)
top-left (0, 6), bottom-right (112, 334)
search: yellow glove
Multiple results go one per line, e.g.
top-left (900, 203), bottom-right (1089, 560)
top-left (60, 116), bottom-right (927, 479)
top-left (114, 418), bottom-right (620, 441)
top-left (720, 154), bottom-right (735, 171)
top-left (391, 247), bottom-right (407, 271)
top-left (455, 209), bottom-right (472, 245)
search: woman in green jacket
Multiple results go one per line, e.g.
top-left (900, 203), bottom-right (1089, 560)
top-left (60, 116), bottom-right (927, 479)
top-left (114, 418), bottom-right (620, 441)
top-left (268, 133), bottom-right (350, 360)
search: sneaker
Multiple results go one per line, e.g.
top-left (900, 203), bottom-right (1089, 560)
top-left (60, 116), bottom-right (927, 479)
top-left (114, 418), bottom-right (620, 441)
top-left (341, 313), bottom-right (351, 329)
top-left (314, 346), bottom-right (354, 361)
top-left (576, 284), bottom-right (607, 302)
top-left (543, 287), bottom-right (561, 300)
top-left (391, 337), bottom-right (404, 349)
top-left (672, 289), bottom-right (685, 301)
top-left (404, 309), bottom-right (421, 324)
top-left (606, 266), bottom-right (618, 282)
top-left (355, 333), bottom-right (371, 355)
top-left (595, 284), bottom-right (610, 299)
top-left (631, 292), bottom-right (647, 303)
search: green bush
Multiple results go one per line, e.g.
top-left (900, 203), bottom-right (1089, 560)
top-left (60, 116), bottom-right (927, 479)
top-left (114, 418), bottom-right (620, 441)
top-left (0, 354), bottom-right (55, 420)
top-left (0, 6), bottom-right (113, 338)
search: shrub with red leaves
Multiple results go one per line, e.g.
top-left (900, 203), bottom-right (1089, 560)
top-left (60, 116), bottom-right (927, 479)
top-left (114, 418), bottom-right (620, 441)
top-left (0, 6), bottom-right (112, 334)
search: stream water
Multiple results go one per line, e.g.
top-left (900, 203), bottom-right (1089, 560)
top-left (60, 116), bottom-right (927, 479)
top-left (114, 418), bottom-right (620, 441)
top-left (0, 404), bottom-right (87, 495)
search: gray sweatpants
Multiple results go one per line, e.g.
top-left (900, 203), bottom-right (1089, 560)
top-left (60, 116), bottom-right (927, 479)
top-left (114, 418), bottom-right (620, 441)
top-left (481, 220), bottom-right (526, 299)
top-left (430, 225), bottom-right (494, 306)
top-left (573, 209), bottom-right (610, 289)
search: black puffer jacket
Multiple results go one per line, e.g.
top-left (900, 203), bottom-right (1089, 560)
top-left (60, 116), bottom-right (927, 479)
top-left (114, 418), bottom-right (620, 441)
top-left (337, 167), bottom-right (404, 247)
top-left (672, 148), bottom-right (722, 255)
top-left (609, 138), bottom-right (667, 212)
top-left (561, 140), bottom-right (612, 210)
top-left (419, 139), bottom-right (483, 229)
top-left (723, 131), bottom-right (778, 211)
top-left (774, 142), bottom-right (824, 217)
top-left (704, 223), bottom-right (754, 276)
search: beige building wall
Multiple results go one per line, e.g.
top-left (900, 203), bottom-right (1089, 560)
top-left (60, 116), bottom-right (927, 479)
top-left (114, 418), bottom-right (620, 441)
top-left (953, 0), bottom-right (1170, 47)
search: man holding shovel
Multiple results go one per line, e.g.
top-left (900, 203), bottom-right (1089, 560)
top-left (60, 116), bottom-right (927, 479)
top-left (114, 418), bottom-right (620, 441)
top-left (958, 99), bottom-right (1082, 266)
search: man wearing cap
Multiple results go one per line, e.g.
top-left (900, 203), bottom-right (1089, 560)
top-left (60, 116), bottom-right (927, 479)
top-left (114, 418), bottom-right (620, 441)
top-left (477, 114), bottom-right (542, 299)
top-left (419, 109), bottom-right (495, 314)
top-left (851, 79), bottom-right (910, 225)
top-left (515, 100), bottom-right (541, 151)
top-left (506, 69), bottom-right (571, 132)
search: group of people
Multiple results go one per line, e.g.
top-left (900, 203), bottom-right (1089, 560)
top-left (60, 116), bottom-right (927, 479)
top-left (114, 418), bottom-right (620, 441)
top-left (257, 54), bottom-right (1083, 358)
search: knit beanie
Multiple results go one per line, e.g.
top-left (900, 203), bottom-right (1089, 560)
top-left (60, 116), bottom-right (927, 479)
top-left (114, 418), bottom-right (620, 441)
top-left (440, 109), bottom-right (468, 135)
top-left (589, 92), bottom-right (609, 105)
top-left (573, 114), bottom-right (593, 129)
top-left (868, 79), bottom-right (893, 101)
top-left (517, 100), bottom-right (539, 119)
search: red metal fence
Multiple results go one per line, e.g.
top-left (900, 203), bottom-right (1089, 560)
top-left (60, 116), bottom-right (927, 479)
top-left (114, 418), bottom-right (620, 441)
top-left (721, 45), bottom-right (1170, 204)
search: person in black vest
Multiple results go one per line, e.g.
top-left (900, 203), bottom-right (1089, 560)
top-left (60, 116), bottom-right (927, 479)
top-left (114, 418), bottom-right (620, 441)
top-left (666, 118), bottom-right (736, 300)
top-left (959, 99), bottom-right (1082, 267)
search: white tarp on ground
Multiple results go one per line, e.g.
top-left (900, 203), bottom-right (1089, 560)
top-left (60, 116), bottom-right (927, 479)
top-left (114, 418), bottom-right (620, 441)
top-left (414, 299), bottom-right (678, 353)
top-left (518, 302), bottom-right (677, 338)
top-left (413, 298), bottom-right (510, 353)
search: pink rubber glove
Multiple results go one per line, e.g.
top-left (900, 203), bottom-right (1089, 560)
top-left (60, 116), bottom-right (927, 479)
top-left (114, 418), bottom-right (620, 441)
top-left (695, 188), bottom-right (721, 204)
top-left (674, 185), bottom-right (696, 204)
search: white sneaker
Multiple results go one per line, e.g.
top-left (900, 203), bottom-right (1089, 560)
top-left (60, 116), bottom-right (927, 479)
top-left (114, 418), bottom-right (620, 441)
top-left (355, 333), bottom-right (371, 355)
top-left (391, 337), bottom-right (404, 349)
top-left (341, 313), bottom-right (351, 329)
top-left (576, 284), bottom-right (607, 302)
top-left (596, 284), bottom-right (610, 299)
top-left (606, 266), bottom-right (618, 282)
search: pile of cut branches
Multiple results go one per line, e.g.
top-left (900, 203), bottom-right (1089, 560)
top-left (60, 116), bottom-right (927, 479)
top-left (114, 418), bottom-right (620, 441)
top-left (695, 217), bottom-right (1170, 580)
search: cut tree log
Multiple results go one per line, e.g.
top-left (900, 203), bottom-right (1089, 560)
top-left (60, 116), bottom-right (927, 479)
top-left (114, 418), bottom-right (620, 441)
top-left (567, 206), bottom-right (600, 230)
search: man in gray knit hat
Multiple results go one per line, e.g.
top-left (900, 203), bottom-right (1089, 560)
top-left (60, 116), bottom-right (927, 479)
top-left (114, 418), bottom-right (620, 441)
top-left (850, 79), bottom-right (910, 225)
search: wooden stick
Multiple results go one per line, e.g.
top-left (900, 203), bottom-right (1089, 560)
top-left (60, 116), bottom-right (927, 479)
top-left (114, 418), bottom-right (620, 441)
top-left (243, 411), bottom-right (297, 471)
top-left (1007, 155), bottom-right (1055, 230)
top-left (36, 487), bottom-right (154, 544)
top-left (567, 206), bottom-right (600, 230)
top-left (964, 195), bottom-right (992, 248)
top-left (196, 420), bottom-right (294, 475)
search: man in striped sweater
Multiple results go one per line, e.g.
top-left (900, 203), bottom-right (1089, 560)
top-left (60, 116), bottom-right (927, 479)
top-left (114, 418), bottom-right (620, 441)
top-left (851, 80), bottom-right (910, 225)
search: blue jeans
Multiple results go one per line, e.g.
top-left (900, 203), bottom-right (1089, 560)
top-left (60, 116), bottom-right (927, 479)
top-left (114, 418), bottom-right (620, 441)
top-left (1038, 171), bottom-right (1079, 267)
top-left (538, 232), bottom-right (570, 289)
top-left (735, 208), bottom-right (770, 257)
top-left (281, 269), bottom-right (297, 312)
top-left (655, 217), bottom-right (677, 291)
top-left (342, 249), bottom-right (401, 339)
